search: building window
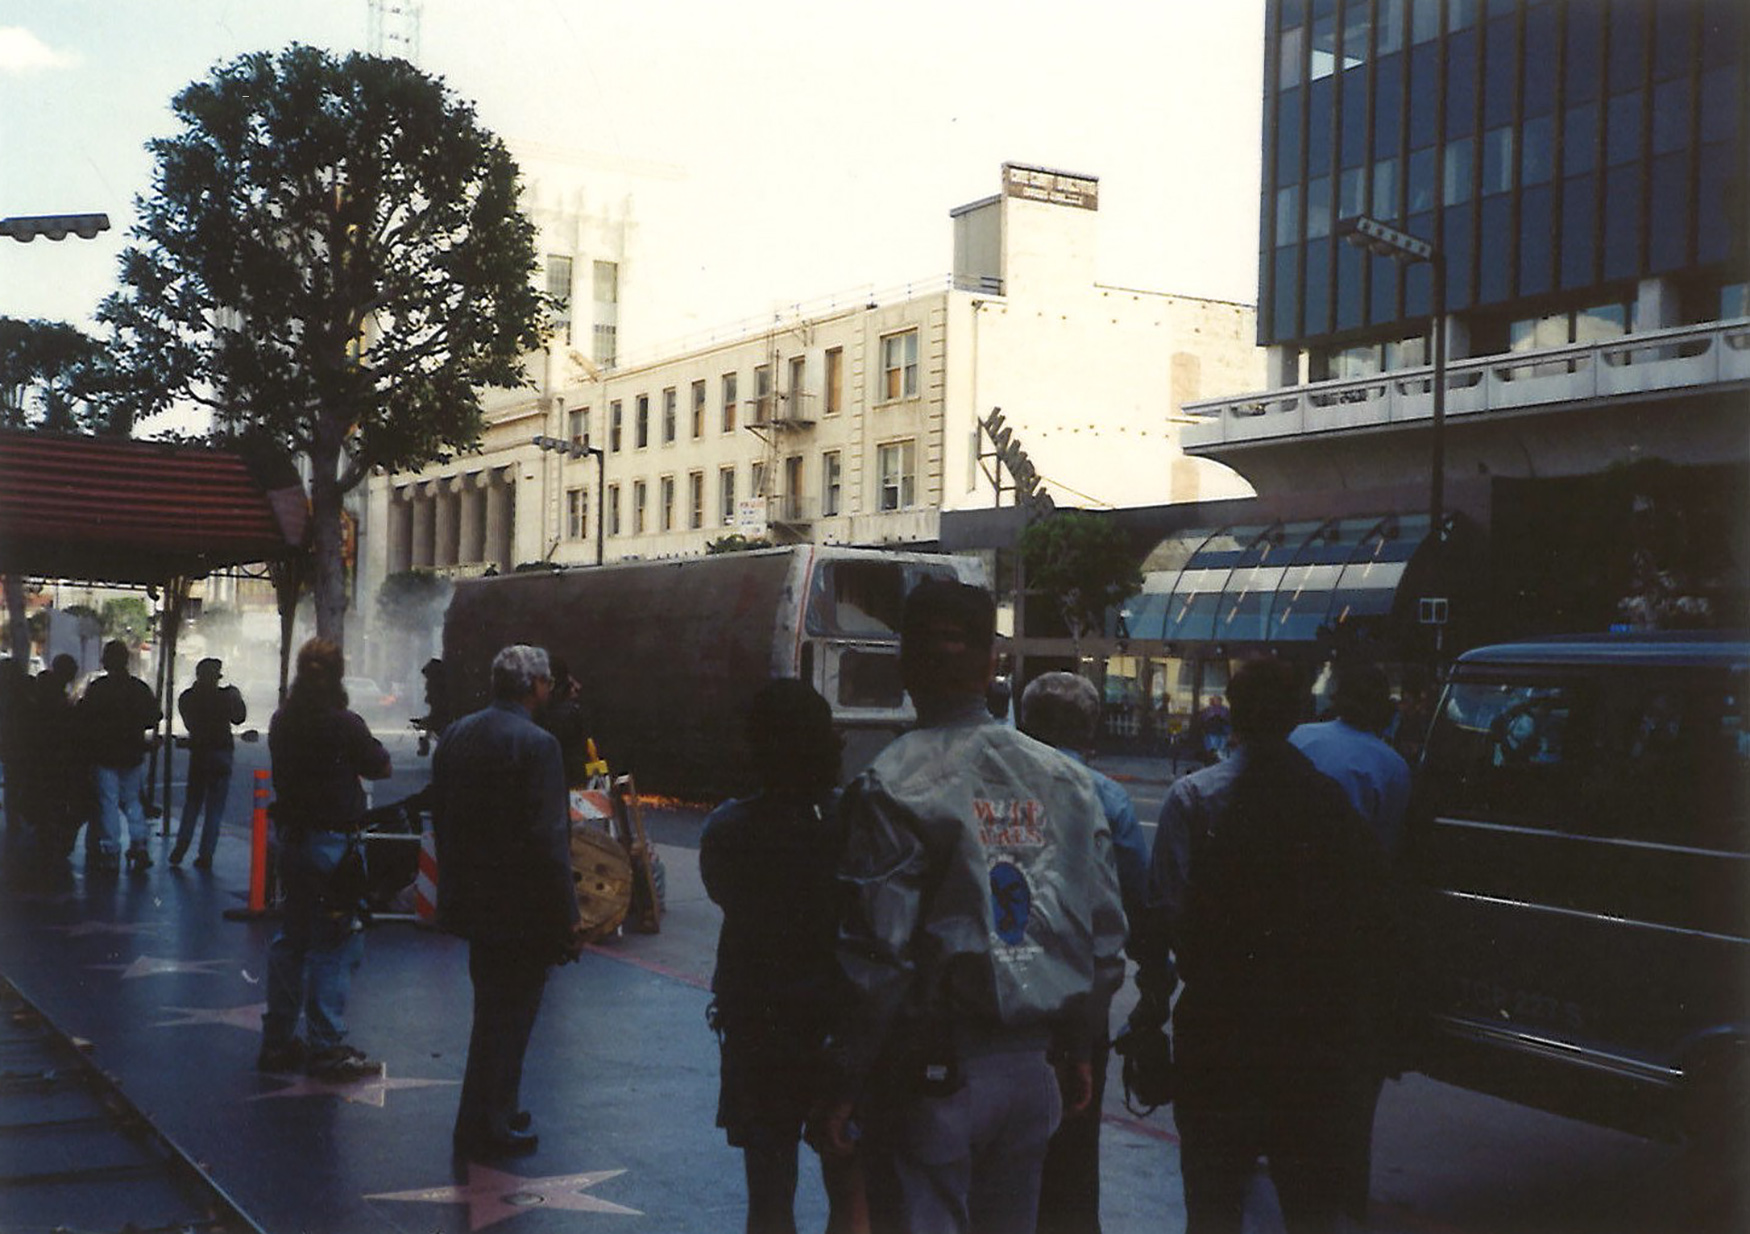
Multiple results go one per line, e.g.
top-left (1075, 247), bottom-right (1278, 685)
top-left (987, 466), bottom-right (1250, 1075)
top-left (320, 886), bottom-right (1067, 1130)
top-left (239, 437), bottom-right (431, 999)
top-left (632, 480), bottom-right (647, 534)
top-left (593, 323), bottom-right (617, 369)
top-left (659, 475), bottom-right (675, 532)
top-left (788, 355), bottom-right (806, 419)
top-left (635, 394), bottom-right (650, 449)
top-left (565, 487), bottom-right (587, 540)
top-left (754, 364), bottom-right (772, 422)
top-left (568, 406), bottom-right (587, 445)
top-left (877, 440), bottom-right (915, 511)
top-left (546, 254), bottom-right (573, 344)
top-left (609, 400), bottom-right (623, 453)
top-left (719, 466), bottom-right (736, 526)
top-left (784, 454), bottom-right (803, 519)
top-left (822, 450), bottom-right (842, 517)
top-left (688, 470), bottom-right (704, 530)
top-left (691, 380), bottom-right (706, 438)
top-left (607, 483), bottom-right (621, 536)
top-left (751, 460), bottom-right (767, 499)
top-left (722, 372), bottom-right (737, 432)
top-left (592, 261), bottom-right (619, 369)
top-left (880, 330), bottom-right (918, 400)
top-left (824, 347), bottom-right (843, 414)
top-left (662, 388), bottom-right (677, 444)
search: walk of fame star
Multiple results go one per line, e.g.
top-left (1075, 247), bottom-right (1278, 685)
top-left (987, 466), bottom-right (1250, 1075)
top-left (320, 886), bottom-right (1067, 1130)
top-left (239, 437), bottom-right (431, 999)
top-left (252, 1069), bottom-right (457, 1108)
top-left (89, 956), bottom-right (231, 979)
top-left (152, 1003), bottom-right (266, 1031)
top-left (366, 1165), bottom-right (640, 1229)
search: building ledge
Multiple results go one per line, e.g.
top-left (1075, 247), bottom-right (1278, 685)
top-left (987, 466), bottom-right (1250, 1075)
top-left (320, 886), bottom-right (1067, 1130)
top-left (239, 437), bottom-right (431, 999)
top-left (1182, 318), bottom-right (1750, 454)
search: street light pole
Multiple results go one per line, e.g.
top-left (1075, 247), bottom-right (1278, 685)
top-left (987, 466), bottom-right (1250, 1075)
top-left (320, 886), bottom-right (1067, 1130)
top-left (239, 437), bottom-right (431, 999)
top-left (531, 434), bottom-right (607, 566)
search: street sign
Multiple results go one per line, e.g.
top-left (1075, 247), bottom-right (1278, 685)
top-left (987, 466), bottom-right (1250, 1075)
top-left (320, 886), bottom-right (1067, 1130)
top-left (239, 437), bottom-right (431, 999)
top-left (735, 498), bottom-right (767, 539)
top-left (1419, 597), bottom-right (1449, 626)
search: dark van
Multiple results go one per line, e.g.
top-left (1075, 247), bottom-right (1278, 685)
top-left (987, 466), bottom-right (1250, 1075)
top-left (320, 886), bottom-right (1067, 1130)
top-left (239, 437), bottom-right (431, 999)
top-left (1406, 633), bottom-right (1749, 1147)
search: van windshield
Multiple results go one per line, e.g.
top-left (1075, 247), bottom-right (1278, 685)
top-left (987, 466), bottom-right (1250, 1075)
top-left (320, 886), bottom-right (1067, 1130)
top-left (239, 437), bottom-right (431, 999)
top-left (805, 560), bottom-right (963, 638)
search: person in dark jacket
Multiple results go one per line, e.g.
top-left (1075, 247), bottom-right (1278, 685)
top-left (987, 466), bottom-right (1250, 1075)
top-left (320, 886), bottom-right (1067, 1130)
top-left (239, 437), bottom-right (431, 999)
top-left (433, 643), bottom-right (584, 1160)
top-left (260, 638), bottom-right (392, 1082)
top-left (28, 655), bottom-right (85, 865)
top-left (537, 656), bottom-right (591, 786)
top-left (171, 657), bottom-right (247, 869)
top-left (77, 640), bottom-right (163, 873)
top-left (701, 679), bottom-right (855, 1234)
top-left (1130, 659), bottom-right (1391, 1234)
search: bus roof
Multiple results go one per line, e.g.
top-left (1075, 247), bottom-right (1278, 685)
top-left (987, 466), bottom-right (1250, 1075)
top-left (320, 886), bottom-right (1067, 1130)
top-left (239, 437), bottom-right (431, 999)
top-left (1453, 632), bottom-right (1749, 672)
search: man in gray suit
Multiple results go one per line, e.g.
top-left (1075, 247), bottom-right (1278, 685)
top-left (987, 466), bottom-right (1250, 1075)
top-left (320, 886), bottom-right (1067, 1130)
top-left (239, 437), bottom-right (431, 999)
top-left (433, 644), bottom-right (585, 1160)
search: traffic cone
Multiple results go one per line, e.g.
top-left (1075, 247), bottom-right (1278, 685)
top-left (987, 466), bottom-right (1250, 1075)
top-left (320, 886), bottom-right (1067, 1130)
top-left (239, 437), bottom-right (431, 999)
top-left (414, 829), bottom-right (439, 927)
top-left (222, 769), bottom-right (275, 921)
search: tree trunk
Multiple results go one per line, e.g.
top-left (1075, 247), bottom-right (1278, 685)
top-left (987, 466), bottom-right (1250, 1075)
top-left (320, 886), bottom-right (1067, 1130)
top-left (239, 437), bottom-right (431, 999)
top-left (2, 575), bottom-right (27, 665)
top-left (308, 443), bottom-right (349, 650)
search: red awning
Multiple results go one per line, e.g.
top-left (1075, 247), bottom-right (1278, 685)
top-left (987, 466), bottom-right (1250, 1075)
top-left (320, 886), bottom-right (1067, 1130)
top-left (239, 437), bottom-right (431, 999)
top-left (0, 429), bottom-right (306, 584)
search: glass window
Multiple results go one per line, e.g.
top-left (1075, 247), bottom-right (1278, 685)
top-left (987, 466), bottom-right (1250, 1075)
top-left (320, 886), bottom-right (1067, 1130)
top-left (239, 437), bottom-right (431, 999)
top-left (1700, 68), bottom-right (1740, 146)
top-left (1372, 156), bottom-right (1399, 218)
top-left (1305, 240), bottom-right (1332, 335)
top-left (1574, 301), bottom-right (1628, 341)
top-left (659, 475), bottom-right (675, 532)
top-left (822, 451), bottom-right (842, 517)
top-left (1479, 195), bottom-right (1512, 303)
top-left (1377, 0), bottom-right (1405, 54)
top-left (568, 406), bottom-right (586, 445)
top-left (1404, 219), bottom-right (1434, 316)
top-left (1443, 137), bottom-right (1475, 205)
top-left (1446, 29), bottom-right (1478, 140)
top-left (662, 388), bottom-right (676, 444)
top-left (635, 394), bottom-right (649, 449)
top-left (1482, 126), bottom-right (1515, 195)
top-left (1408, 146), bottom-right (1436, 213)
top-left (1308, 76), bottom-right (1334, 176)
top-left (592, 260), bottom-right (618, 305)
top-left (606, 483), bottom-right (620, 536)
top-left (1335, 239), bottom-right (1364, 330)
top-left (1648, 152), bottom-right (1692, 274)
top-left (1522, 114), bottom-right (1553, 185)
top-left (1565, 3), bottom-right (1603, 104)
top-left (1341, 69), bottom-right (1369, 168)
top-left (753, 364), bottom-right (772, 421)
top-left (1561, 173), bottom-right (1599, 289)
top-left (1409, 44), bottom-right (1439, 147)
top-left (1519, 183), bottom-right (1554, 297)
top-left (632, 480), bottom-right (647, 534)
top-left (1698, 141), bottom-right (1734, 264)
top-left (1651, 77), bottom-right (1692, 156)
top-left (1446, 0), bottom-right (1476, 32)
top-left (1564, 103), bottom-right (1599, 177)
top-left (1603, 163), bottom-right (1644, 282)
top-left (1482, 14), bottom-right (1517, 129)
top-left (1444, 202), bottom-right (1475, 309)
top-left (609, 400), bottom-right (623, 453)
top-left (877, 440), bottom-right (916, 511)
top-left (1311, 10), bottom-right (1337, 80)
top-left (1341, 2), bottom-right (1370, 67)
top-left (1273, 246), bottom-right (1301, 339)
top-left (1369, 250), bottom-right (1401, 325)
top-left (1374, 53), bottom-right (1404, 153)
top-left (1340, 167), bottom-right (1366, 220)
top-left (1653, 2), bottom-right (1696, 81)
top-left (1606, 91), bottom-right (1643, 166)
top-left (1522, 3), bottom-right (1557, 118)
top-left (1721, 283), bottom-right (1750, 320)
top-left (880, 331), bottom-right (918, 401)
top-left (1276, 185), bottom-right (1302, 243)
top-left (1608, 2), bottom-right (1649, 94)
top-left (721, 372), bottom-right (737, 433)
top-left (1278, 86), bottom-right (1304, 181)
top-left (1279, 21), bottom-right (1305, 89)
top-left (824, 347), bottom-right (843, 414)
top-left (1411, 0), bottom-right (1440, 43)
top-left (788, 355), bottom-right (806, 420)
top-left (1702, 0), bottom-right (1742, 70)
top-left (719, 466), bottom-right (736, 526)
top-left (565, 487), bottom-right (585, 540)
top-left (1422, 681), bottom-right (1580, 826)
top-left (688, 471), bottom-right (704, 530)
top-left (1307, 175), bottom-right (1332, 237)
top-left (691, 380), bottom-right (706, 438)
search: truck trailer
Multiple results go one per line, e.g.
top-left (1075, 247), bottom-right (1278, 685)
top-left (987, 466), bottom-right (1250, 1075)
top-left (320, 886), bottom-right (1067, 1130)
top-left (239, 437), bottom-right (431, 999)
top-left (440, 545), bottom-right (986, 799)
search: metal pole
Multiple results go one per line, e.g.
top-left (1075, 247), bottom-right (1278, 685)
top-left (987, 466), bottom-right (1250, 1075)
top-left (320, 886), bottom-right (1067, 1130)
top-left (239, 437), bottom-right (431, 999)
top-left (1430, 254), bottom-right (1447, 664)
top-left (595, 447), bottom-right (605, 566)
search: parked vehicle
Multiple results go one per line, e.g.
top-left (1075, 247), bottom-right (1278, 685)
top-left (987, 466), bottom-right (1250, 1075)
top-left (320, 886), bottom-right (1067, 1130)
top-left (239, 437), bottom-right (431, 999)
top-left (1405, 632), bottom-right (1749, 1154)
top-left (440, 546), bottom-right (986, 799)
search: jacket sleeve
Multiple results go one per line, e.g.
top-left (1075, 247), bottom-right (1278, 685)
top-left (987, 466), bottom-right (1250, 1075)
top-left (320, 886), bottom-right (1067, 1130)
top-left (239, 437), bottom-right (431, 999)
top-left (1129, 781), bottom-right (1192, 1026)
top-left (1083, 785), bottom-right (1130, 1056)
top-left (528, 730), bottom-right (581, 930)
top-left (827, 771), bottom-right (931, 1097)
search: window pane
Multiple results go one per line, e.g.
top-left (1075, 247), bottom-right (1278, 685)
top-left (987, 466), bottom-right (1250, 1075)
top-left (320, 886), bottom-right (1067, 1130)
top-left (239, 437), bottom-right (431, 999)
top-left (1307, 175), bottom-right (1333, 237)
top-left (1369, 250), bottom-right (1401, 325)
top-left (1378, 0), bottom-right (1405, 55)
top-left (1483, 14), bottom-right (1517, 129)
top-left (1409, 43), bottom-right (1439, 147)
top-left (1479, 194), bottom-right (1512, 303)
top-left (1651, 77), bottom-right (1693, 156)
top-left (1276, 185), bottom-right (1302, 242)
top-left (1443, 137), bottom-right (1474, 205)
top-left (1566, 3), bottom-right (1602, 104)
top-left (1606, 91), bottom-right (1643, 167)
top-left (1564, 103), bottom-right (1599, 176)
top-left (1519, 183), bottom-right (1554, 296)
top-left (1280, 22), bottom-right (1305, 89)
top-left (1311, 10), bottom-right (1337, 80)
top-left (1277, 86), bottom-right (1304, 181)
top-left (1700, 67), bottom-right (1740, 146)
top-left (1335, 239), bottom-right (1364, 330)
top-left (1341, 66), bottom-right (1369, 167)
top-left (1341, 2), bottom-right (1371, 67)
top-left (1648, 152), bottom-right (1692, 273)
top-left (1482, 126), bottom-right (1514, 195)
top-left (1273, 246), bottom-right (1301, 338)
top-left (1305, 239), bottom-right (1331, 335)
top-left (1373, 157), bottom-right (1400, 218)
top-left (1340, 167), bottom-right (1366, 219)
top-left (1405, 211), bottom-right (1435, 314)
top-left (1374, 53), bottom-right (1404, 153)
top-left (1446, 29), bottom-right (1477, 140)
top-left (1608, 2), bottom-right (1648, 93)
top-left (1411, 0), bottom-right (1440, 43)
top-left (1522, 3), bottom-right (1557, 117)
top-left (1309, 76), bottom-right (1334, 176)
top-left (1698, 141), bottom-right (1733, 263)
top-left (1561, 173), bottom-right (1598, 289)
top-left (1443, 202), bottom-right (1475, 309)
top-left (1603, 163), bottom-right (1644, 282)
top-left (1408, 146), bottom-right (1436, 213)
top-left (1522, 113), bottom-right (1553, 185)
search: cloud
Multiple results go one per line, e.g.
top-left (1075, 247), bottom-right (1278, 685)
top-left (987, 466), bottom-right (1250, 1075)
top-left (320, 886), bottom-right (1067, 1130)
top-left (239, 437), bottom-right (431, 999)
top-left (0, 27), bottom-right (80, 73)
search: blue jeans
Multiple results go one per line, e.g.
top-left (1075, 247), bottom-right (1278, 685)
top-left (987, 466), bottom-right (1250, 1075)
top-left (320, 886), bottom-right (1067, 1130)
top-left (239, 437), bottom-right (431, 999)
top-left (93, 762), bottom-right (148, 855)
top-left (174, 747), bottom-right (233, 862)
top-left (262, 830), bottom-right (365, 1053)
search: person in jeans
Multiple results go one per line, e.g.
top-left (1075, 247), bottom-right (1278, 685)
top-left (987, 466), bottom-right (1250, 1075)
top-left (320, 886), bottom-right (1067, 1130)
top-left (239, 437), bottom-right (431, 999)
top-left (259, 638), bottom-right (391, 1082)
top-left (171, 657), bottom-right (246, 869)
top-left (77, 640), bottom-right (162, 873)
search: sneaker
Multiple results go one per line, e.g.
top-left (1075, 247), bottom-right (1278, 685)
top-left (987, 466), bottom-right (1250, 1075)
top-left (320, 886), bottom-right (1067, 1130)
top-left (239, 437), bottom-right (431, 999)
top-left (306, 1045), bottom-right (383, 1082)
top-left (257, 1039), bottom-right (307, 1072)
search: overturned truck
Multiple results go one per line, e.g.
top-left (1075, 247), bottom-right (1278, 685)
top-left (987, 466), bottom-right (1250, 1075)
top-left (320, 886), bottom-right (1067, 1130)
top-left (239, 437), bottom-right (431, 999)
top-left (440, 545), bottom-right (985, 800)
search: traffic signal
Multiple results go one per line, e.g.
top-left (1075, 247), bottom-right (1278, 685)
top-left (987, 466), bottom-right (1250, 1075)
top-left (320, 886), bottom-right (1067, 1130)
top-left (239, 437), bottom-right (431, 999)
top-left (1, 213), bottom-right (110, 242)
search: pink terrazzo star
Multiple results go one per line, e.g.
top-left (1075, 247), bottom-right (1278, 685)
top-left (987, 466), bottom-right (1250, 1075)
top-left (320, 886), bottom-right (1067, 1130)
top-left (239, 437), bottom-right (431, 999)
top-left (366, 1164), bottom-right (640, 1229)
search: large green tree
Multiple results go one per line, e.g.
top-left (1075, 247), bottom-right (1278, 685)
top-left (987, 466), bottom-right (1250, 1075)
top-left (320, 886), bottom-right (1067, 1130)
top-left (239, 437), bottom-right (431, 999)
top-left (100, 45), bottom-right (548, 648)
top-left (0, 317), bottom-right (110, 434)
top-left (1019, 509), bottom-right (1144, 664)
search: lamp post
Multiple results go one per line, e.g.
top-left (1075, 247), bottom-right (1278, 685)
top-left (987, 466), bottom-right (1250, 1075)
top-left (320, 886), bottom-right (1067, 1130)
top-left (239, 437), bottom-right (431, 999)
top-left (1340, 214), bottom-right (1448, 659)
top-left (531, 434), bottom-right (606, 566)
top-left (1, 213), bottom-right (110, 242)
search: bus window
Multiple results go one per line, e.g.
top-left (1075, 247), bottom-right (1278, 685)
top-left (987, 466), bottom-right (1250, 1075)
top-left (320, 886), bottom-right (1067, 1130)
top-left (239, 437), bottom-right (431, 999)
top-left (806, 559), bottom-right (965, 638)
top-left (837, 647), bottom-right (905, 708)
top-left (1423, 681), bottom-right (1584, 827)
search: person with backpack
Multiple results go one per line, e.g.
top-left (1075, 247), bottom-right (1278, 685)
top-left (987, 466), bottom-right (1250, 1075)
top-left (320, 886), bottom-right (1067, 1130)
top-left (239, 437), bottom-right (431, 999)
top-left (1129, 658), bottom-right (1391, 1234)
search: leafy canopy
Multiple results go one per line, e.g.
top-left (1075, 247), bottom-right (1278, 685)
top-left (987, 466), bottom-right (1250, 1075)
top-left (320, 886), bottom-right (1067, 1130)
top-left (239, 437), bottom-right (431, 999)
top-left (99, 44), bottom-right (548, 489)
top-left (0, 317), bottom-right (111, 434)
top-left (1019, 510), bottom-right (1143, 648)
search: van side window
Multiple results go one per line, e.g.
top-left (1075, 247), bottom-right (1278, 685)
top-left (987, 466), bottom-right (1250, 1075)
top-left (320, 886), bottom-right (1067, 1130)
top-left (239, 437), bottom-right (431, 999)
top-left (1424, 681), bottom-right (1584, 826)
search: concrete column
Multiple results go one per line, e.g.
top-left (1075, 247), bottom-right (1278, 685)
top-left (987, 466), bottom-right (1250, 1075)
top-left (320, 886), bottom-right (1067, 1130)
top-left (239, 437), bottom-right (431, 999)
top-left (387, 489), bottom-right (414, 575)
top-left (1636, 277), bottom-right (1681, 331)
top-left (458, 473), bottom-right (486, 563)
top-left (485, 473), bottom-right (513, 571)
top-left (1264, 345), bottom-right (1301, 389)
top-left (434, 478), bottom-right (460, 567)
top-left (411, 484), bottom-right (436, 568)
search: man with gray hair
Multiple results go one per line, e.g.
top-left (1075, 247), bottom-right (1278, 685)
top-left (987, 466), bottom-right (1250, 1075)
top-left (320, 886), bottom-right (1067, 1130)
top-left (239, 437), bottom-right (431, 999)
top-left (433, 643), bottom-right (585, 1160)
top-left (1020, 671), bottom-right (1149, 1234)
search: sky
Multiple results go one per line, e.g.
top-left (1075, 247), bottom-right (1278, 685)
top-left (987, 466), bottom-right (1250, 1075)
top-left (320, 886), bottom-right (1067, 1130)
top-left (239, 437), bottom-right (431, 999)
top-left (2, 0), bottom-right (1265, 350)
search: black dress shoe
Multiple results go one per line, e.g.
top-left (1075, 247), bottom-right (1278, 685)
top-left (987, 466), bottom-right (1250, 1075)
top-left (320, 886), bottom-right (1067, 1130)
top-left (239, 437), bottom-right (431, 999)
top-left (453, 1127), bottom-right (538, 1159)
